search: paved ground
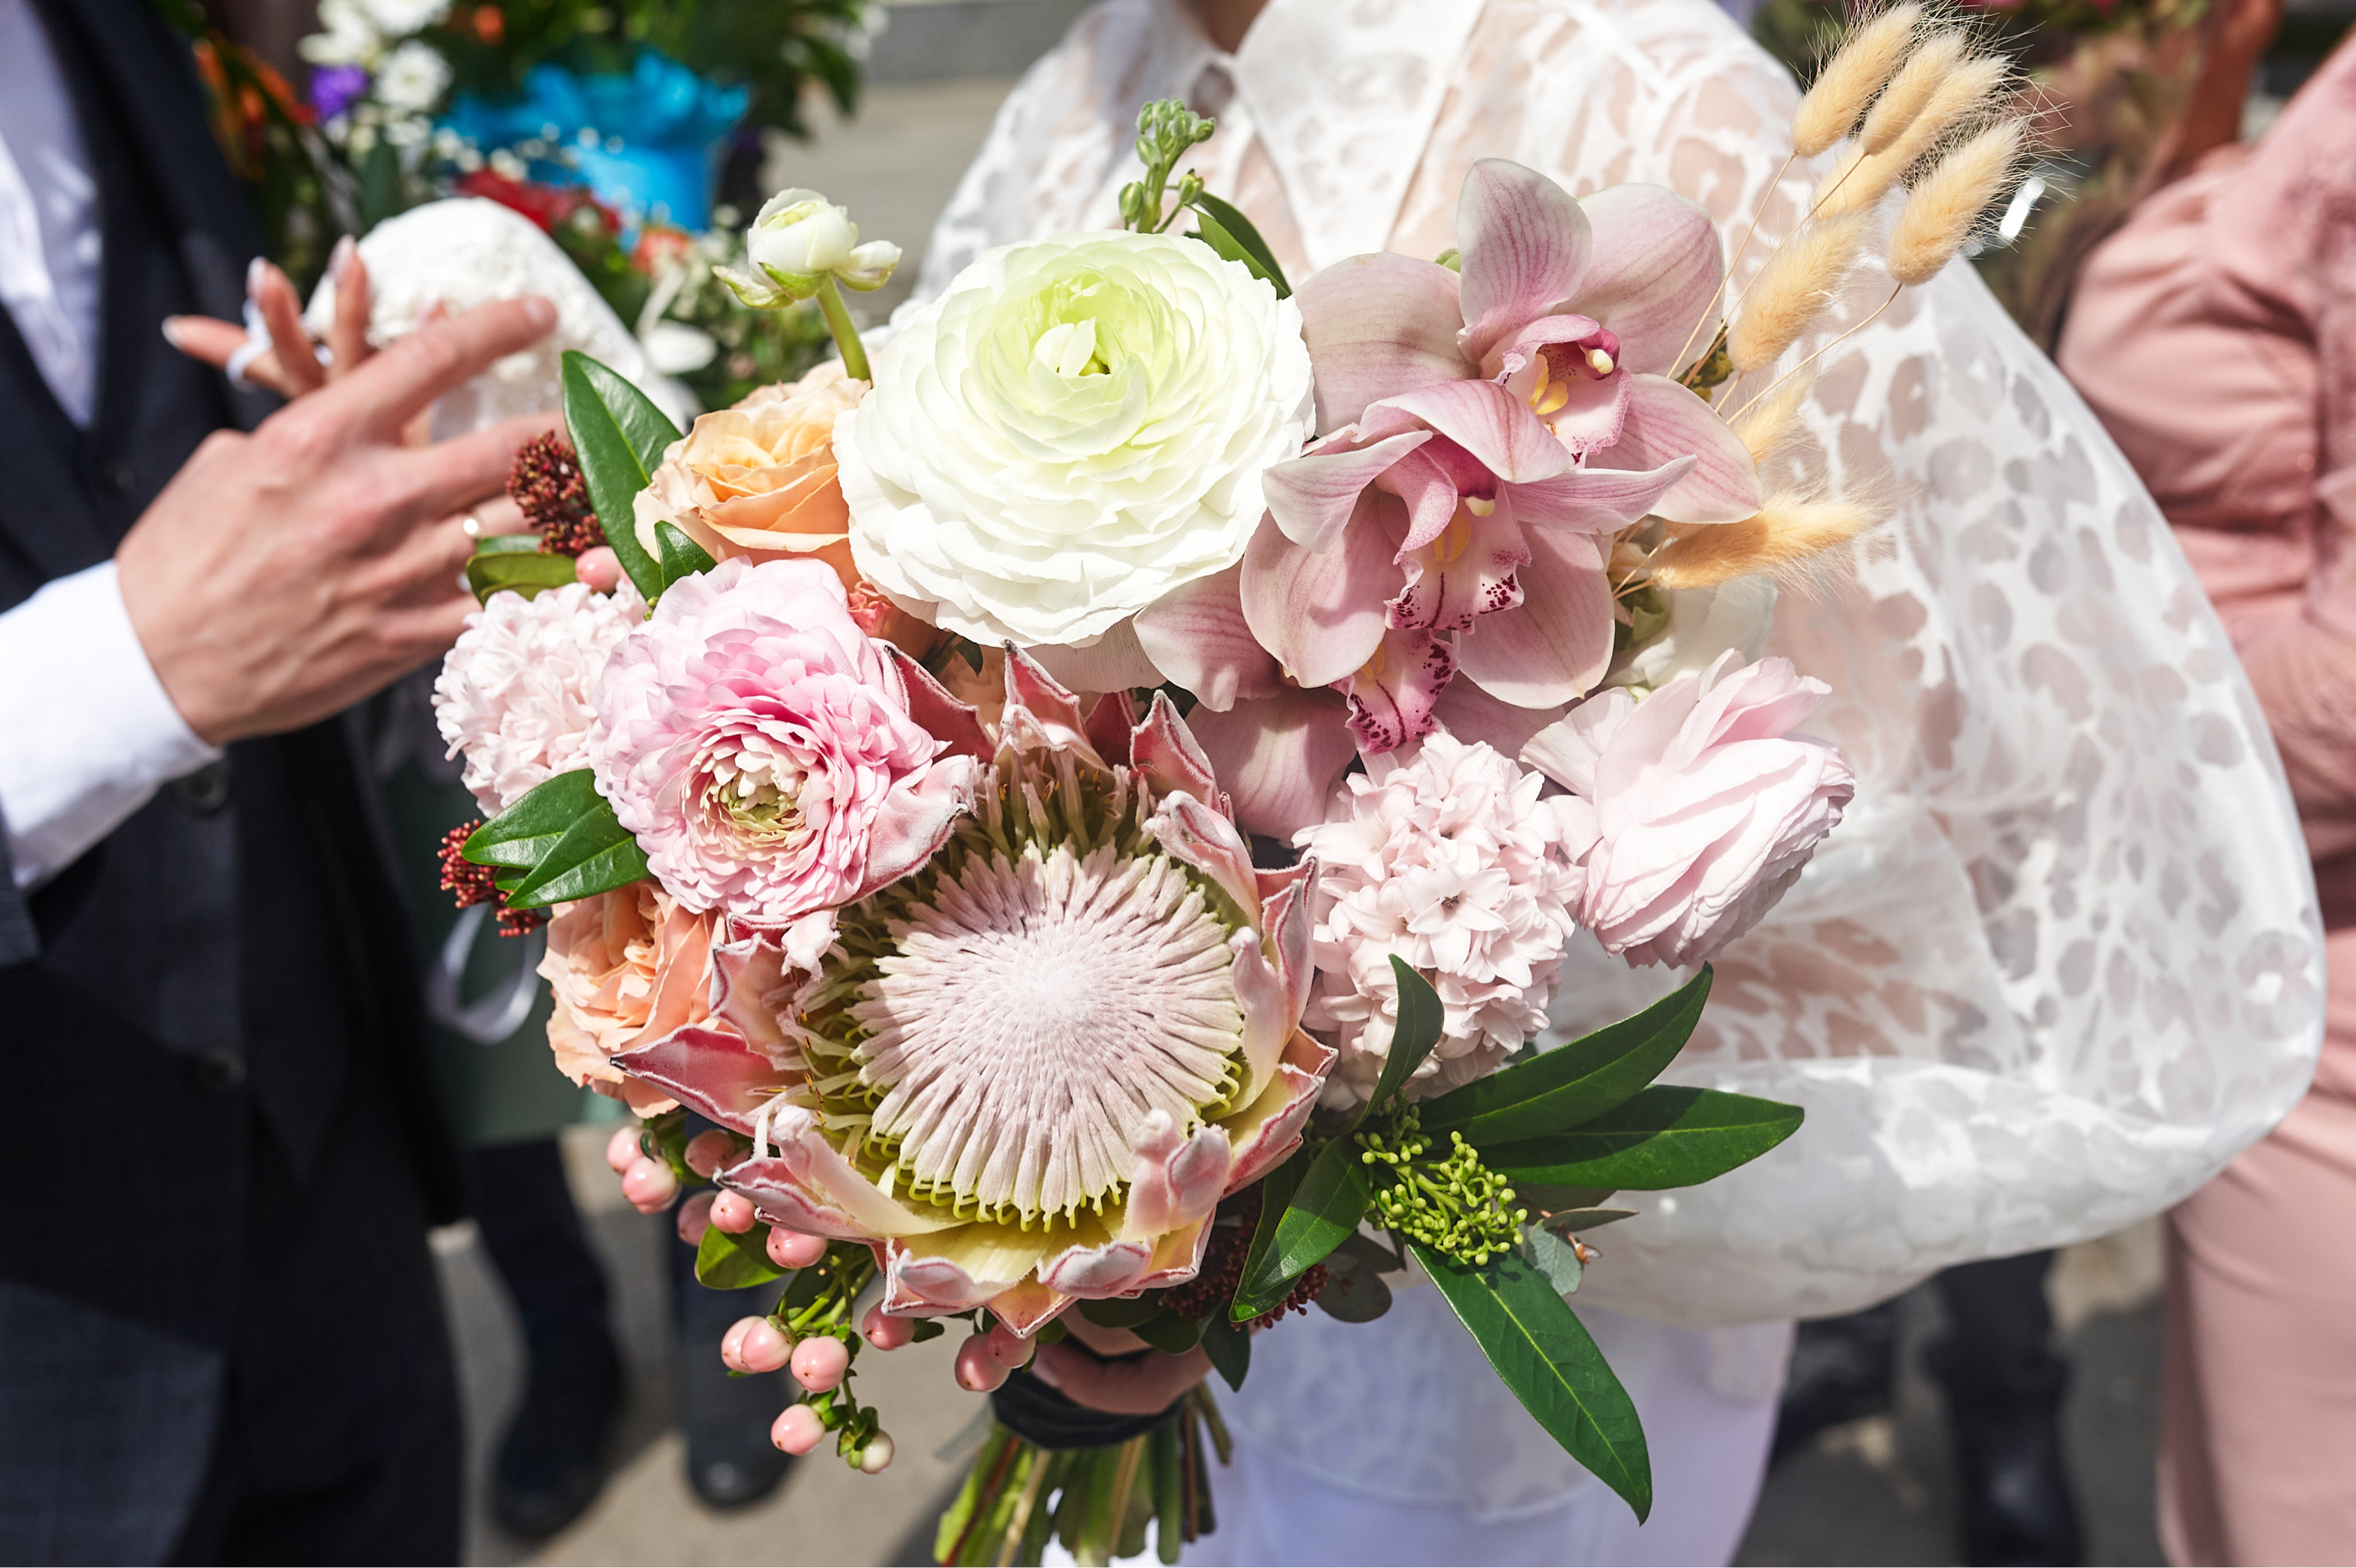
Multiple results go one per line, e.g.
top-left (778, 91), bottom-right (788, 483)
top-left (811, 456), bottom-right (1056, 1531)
top-left (433, 1129), bottom-right (2169, 1568)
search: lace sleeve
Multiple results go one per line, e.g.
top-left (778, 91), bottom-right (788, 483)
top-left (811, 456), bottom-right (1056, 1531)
top-left (1514, 5), bottom-right (2326, 1327)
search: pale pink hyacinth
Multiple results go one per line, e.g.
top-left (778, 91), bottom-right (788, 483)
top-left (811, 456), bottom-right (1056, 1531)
top-left (586, 556), bottom-right (976, 962)
top-left (1524, 650), bottom-right (1854, 968)
top-left (433, 577), bottom-right (646, 816)
top-left (1295, 733), bottom-right (1585, 1107)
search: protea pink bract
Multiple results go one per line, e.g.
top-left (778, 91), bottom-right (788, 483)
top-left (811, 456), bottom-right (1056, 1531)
top-left (647, 651), bottom-right (1331, 1336)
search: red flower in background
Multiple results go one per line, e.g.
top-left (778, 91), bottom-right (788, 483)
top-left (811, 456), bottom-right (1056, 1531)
top-left (454, 168), bottom-right (622, 236)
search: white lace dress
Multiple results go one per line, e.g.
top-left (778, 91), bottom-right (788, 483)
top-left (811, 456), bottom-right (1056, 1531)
top-left (902, 0), bottom-right (2325, 1559)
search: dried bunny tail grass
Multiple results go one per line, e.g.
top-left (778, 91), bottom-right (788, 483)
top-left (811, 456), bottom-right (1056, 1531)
top-left (1887, 118), bottom-right (2025, 285)
top-left (1726, 210), bottom-right (1871, 375)
top-left (1856, 30), bottom-right (1969, 154)
top-left (1816, 54), bottom-right (2013, 218)
top-left (1729, 370), bottom-right (1815, 464)
top-left (1792, 2), bottom-right (1925, 159)
top-left (1646, 492), bottom-right (1881, 591)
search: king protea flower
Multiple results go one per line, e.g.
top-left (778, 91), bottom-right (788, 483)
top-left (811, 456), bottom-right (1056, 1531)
top-left (610, 650), bottom-right (1333, 1335)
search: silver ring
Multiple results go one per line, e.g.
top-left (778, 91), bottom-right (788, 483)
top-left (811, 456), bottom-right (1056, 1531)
top-left (461, 512), bottom-right (484, 539)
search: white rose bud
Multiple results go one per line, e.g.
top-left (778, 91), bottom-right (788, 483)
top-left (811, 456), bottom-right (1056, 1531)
top-left (719, 189), bottom-right (902, 308)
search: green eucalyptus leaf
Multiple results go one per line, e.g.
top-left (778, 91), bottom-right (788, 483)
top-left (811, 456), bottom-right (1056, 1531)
top-left (1413, 1241), bottom-right (1652, 1522)
top-left (502, 792), bottom-right (653, 909)
top-left (1200, 1311), bottom-right (1251, 1392)
top-left (654, 518), bottom-right (717, 587)
top-left (1483, 1087), bottom-right (1804, 1192)
top-left (466, 546), bottom-right (577, 604)
top-left (1366, 958), bottom-right (1444, 1113)
top-left (561, 350), bottom-right (679, 600)
top-left (1421, 968), bottom-right (1713, 1145)
top-left (696, 1220), bottom-right (784, 1289)
top-left (1232, 1139), bottom-right (1368, 1320)
top-left (463, 768), bottom-right (603, 871)
top-left (1518, 1224), bottom-right (1586, 1296)
top-left (1191, 192), bottom-right (1292, 298)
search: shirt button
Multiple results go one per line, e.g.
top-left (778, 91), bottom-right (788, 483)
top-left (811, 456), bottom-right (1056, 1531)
top-left (167, 761), bottom-right (232, 815)
top-left (191, 1047), bottom-right (246, 1093)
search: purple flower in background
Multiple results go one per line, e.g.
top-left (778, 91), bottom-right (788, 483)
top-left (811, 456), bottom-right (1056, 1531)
top-left (311, 64), bottom-right (369, 120)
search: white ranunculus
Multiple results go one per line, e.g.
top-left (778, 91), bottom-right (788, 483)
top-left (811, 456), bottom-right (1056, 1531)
top-left (724, 189), bottom-right (900, 307)
top-left (372, 40), bottom-right (451, 113)
top-left (837, 231), bottom-right (1315, 646)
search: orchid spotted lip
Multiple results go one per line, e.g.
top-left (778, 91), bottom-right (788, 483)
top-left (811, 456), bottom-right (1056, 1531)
top-left (614, 650), bottom-right (1334, 1336)
top-left (1237, 159), bottom-right (1766, 756)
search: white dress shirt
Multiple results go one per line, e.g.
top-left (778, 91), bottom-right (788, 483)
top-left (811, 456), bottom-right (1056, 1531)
top-left (0, 0), bottom-right (221, 892)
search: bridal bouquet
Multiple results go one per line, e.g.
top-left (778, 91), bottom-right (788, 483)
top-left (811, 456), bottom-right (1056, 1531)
top-left (431, 21), bottom-right (2023, 1556)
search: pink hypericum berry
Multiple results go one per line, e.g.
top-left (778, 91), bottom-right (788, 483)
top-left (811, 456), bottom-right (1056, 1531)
top-left (858, 1432), bottom-right (896, 1474)
top-left (676, 1191), bottom-right (715, 1246)
top-left (790, 1336), bottom-right (851, 1392)
top-left (954, 1334), bottom-right (1010, 1394)
top-left (620, 1155), bottom-right (679, 1212)
top-left (767, 1226), bottom-right (828, 1270)
top-left (683, 1129), bottom-right (739, 1178)
top-left (861, 1305), bottom-right (916, 1351)
top-left (983, 1323), bottom-right (1033, 1369)
top-left (575, 546), bottom-right (623, 593)
top-left (772, 1404), bottom-right (826, 1455)
top-left (605, 1125), bottom-right (642, 1174)
top-left (722, 1316), bottom-right (791, 1375)
top-left (710, 1192), bottom-right (758, 1234)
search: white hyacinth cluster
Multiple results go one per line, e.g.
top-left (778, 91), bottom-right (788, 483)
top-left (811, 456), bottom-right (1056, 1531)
top-left (434, 578), bottom-right (644, 817)
top-left (1296, 735), bottom-right (1587, 1108)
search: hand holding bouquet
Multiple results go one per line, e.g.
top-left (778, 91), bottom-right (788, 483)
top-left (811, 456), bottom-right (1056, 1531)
top-left (430, 28), bottom-right (2029, 1556)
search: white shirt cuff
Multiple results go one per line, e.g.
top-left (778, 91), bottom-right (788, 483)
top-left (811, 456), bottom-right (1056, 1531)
top-left (0, 561), bottom-right (222, 890)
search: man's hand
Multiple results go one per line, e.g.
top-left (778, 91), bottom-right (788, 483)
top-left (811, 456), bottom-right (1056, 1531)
top-left (117, 296), bottom-right (558, 745)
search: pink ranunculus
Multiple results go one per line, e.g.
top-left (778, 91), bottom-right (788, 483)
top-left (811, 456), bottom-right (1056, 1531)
top-left (586, 557), bottom-right (977, 958)
top-left (1522, 650), bottom-right (1854, 968)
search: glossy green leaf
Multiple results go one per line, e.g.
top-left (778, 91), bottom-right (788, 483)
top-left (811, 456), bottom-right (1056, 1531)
top-left (1518, 1224), bottom-right (1585, 1296)
top-left (1413, 1241), bottom-right (1652, 1521)
top-left (653, 518), bottom-right (716, 587)
top-left (1191, 192), bottom-right (1291, 298)
top-left (1366, 958), bottom-right (1443, 1113)
top-left (1482, 1087), bottom-right (1804, 1192)
top-left (1200, 1311), bottom-right (1250, 1392)
top-left (1542, 1207), bottom-right (1637, 1234)
top-left (561, 350), bottom-right (678, 600)
top-left (696, 1220), bottom-right (783, 1289)
top-left (502, 791), bottom-right (653, 909)
top-left (1420, 967), bottom-right (1713, 1145)
top-left (1232, 1139), bottom-right (1367, 1320)
top-left (1131, 1310), bottom-right (1206, 1356)
top-left (472, 533), bottom-right (544, 556)
top-left (1231, 1147), bottom-right (1304, 1314)
top-left (1517, 1183), bottom-right (1618, 1215)
top-left (463, 768), bottom-right (602, 871)
top-left (466, 545), bottom-right (577, 604)
top-left (909, 1318), bottom-right (946, 1343)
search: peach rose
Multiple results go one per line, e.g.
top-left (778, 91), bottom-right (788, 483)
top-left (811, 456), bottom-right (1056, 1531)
top-left (633, 363), bottom-right (864, 571)
top-left (633, 364), bottom-right (937, 656)
top-left (537, 883), bottom-right (719, 1115)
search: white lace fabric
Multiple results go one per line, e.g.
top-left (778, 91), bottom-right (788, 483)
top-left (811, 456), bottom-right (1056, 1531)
top-left (913, 0), bottom-right (2324, 1517)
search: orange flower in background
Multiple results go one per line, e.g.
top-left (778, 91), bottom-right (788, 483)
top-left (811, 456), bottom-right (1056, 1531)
top-left (472, 5), bottom-right (505, 44)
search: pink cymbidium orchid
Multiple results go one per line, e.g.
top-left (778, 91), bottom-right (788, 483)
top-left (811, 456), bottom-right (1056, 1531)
top-left (622, 649), bottom-right (1333, 1338)
top-left (1243, 159), bottom-right (1764, 755)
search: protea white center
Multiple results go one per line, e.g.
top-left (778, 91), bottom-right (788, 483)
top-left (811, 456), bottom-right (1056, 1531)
top-left (857, 840), bottom-right (1243, 1224)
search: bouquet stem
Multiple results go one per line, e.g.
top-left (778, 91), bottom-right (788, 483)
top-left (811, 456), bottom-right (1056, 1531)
top-left (935, 1386), bottom-right (1227, 1567)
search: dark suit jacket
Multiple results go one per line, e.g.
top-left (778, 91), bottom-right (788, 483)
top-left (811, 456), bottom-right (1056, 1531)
top-left (0, 2), bottom-right (465, 1559)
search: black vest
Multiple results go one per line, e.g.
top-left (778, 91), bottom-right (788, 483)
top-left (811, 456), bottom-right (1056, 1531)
top-left (0, 2), bottom-right (464, 1556)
